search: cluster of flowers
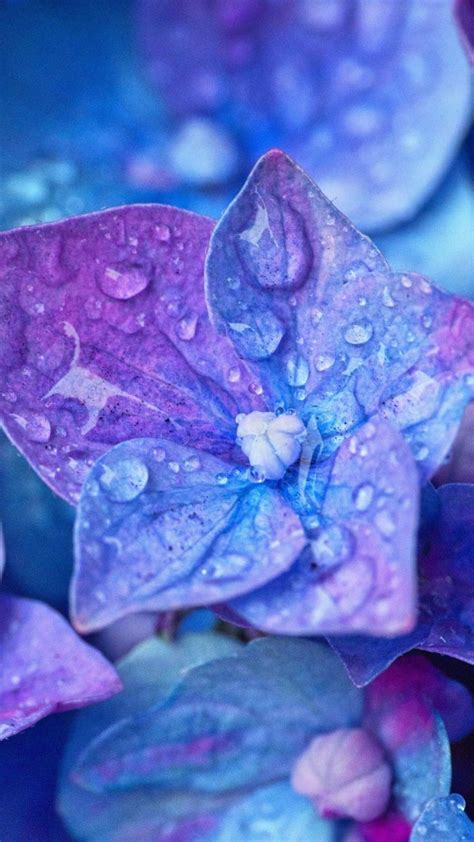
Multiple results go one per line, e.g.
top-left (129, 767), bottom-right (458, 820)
top-left (0, 1), bottom-right (473, 840)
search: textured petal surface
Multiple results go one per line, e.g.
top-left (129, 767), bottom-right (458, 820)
top-left (0, 205), bottom-right (262, 503)
top-left (214, 782), bottom-right (334, 842)
top-left (435, 402), bottom-right (474, 484)
top-left (73, 436), bottom-right (306, 631)
top-left (0, 595), bottom-right (121, 738)
top-left (365, 656), bottom-right (453, 822)
top-left (60, 636), bottom-right (356, 841)
top-left (139, 0), bottom-right (470, 230)
top-left (206, 151), bottom-right (474, 479)
top-left (229, 417), bottom-right (419, 635)
top-left (69, 638), bottom-right (362, 794)
top-left (332, 483), bottom-right (474, 684)
top-left (410, 795), bottom-right (474, 841)
top-left (205, 148), bottom-right (387, 407)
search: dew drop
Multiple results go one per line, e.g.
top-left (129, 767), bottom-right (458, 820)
top-left (311, 524), bottom-right (354, 569)
top-left (183, 455), bottom-right (201, 472)
top-left (375, 509), bottom-right (396, 536)
top-left (99, 458), bottom-right (149, 502)
top-left (12, 413), bottom-right (51, 443)
top-left (249, 382), bottom-right (264, 396)
top-left (353, 482), bottom-right (374, 511)
top-left (344, 322), bottom-right (373, 345)
top-left (315, 354), bottom-right (335, 372)
top-left (227, 366), bottom-right (241, 383)
top-left (250, 467), bottom-right (266, 483)
top-left (152, 447), bottom-right (166, 462)
top-left (414, 444), bottom-right (429, 461)
top-left (176, 313), bottom-right (198, 341)
top-left (382, 287), bottom-right (396, 307)
top-left (400, 275), bottom-right (413, 289)
top-left (100, 262), bottom-right (150, 300)
top-left (168, 461), bottom-right (180, 473)
top-left (156, 223), bottom-right (171, 241)
top-left (286, 354), bottom-right (309, 386)
top-left (215, 472), bottom-right (229, 486)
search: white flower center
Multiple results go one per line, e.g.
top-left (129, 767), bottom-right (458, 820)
top-left (236, 410), bottom-right (307, 481)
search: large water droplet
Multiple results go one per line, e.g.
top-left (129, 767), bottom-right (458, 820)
top-left (353, 482), bottom-right (374, 511)
top-left (344, 322), bottom-right (373, 345)
top-left (99, 458), bottom-right (149, 502)
top-left (12, 412), bottom-right (51, 443)
top-left (315, 354), bottom-right (335, 372)
top-left (176, 313), bottom-right (198, 341)
top-left (311, 524), bottom-right (354, 569)
top-left (100, 262), bottom-right (150, 300)
top-left (286, 354), bottom-right (309, 387)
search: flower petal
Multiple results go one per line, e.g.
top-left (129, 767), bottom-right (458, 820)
top-left (72, 437), bottom-right (306, 632)
top-left (59, 633), bottom-right (242, 842)
top-left (60, 637), bottom-right (360, 840)
top-left (410, 795), bottom-right (474, 841)
top-left (455, 0), bottom-right (474, 63)
top-left (334, 483), bottom-right (474, 685)
top-left (229, 417), bottom-right (418, 636)
top-left (0, 595), bottom-right (121, 738)
top-left (365, 656), bottom-right (454, 821)
top-left (206, 151), bottom-right (474, 480)
top-left (214, 782), bottom-right (334, 842)
top-left (69, 638), bottom-right (362, 794)
top-left (435, 402), bottom-right (474, 484)
top-left (205, 148), bottom-right (387, 405)
top-left (0, 205), bottom-right (261, 503)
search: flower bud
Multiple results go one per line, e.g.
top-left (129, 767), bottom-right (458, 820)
top-left (291, 727), bottom-right (392, 823)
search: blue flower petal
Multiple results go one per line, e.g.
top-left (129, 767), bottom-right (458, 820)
top-left (72, 437), bottom-right (306, 632)
top-left (410, 795), bottom-right (474, 841)
top-left (214, 782), bottom-right (335, 842)
top-left (229, 417), bottom-right (419, 636)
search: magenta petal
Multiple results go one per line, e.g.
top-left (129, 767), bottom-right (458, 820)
top-left (205, 149), bottom-right (387, 405)
top-left (229, 417), bottom-right (418, 636)
top-left (0, 205), bottom-right (262, 504)
top-left (72, 437), bottom-right (306, 632)
top-left (0, 595), bottom-right (121, 738)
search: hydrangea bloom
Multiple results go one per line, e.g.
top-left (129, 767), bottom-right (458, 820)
top-left (58, 635), bottom-right (474, 841)
top-left (329, 482), bottom-right (474, 685)
top-left (0, 528), bottom-right (120, 739)
top-left (1, 149), bottom-right (473, 642)
top-left (137, 0), bottom-right (470, 231)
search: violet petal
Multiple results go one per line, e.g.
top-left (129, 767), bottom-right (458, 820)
top-left (229, 417), bottom-right (419, 636)
top-left (0, 205), bottom-right (261, 504)
top-left (72, 437), bottom-right (306, 632)
top-left (0, 595), bottom-right (121, 739)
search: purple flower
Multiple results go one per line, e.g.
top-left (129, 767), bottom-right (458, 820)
top-left (0, 530), bottom-right (121, 739)
top-left (0, 150), bottom-right (473, 643)
top-left (329, 482), bottom-right (474, 685)
top-left (137, 0), bottom-right (470, 232)
top-left (58, 634), bottom-right (474, 841)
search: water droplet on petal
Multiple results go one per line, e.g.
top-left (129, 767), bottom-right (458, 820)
top-left (99, 458), bottom-right (149, 502)
top-left (353, 482), bottom-right (374, 511)
top-left (311, 524), bottom-right (354, 569)
top-left (100, 262), bottom-right (150, 300)
top-left (286, 354), bottom-right (309, 386)
top-left (183, 455), bottom-right (201, 472)
top-left (152, 447), bottom-right (166, 462)
top-left (400, 275), bottom-right (413, 289)
top-left (168, 461), bottom-right (180, 473)
top-left (315, 354), bottom-right (335, 372)
top-left (382, 287), bottom-right (396, 307)
top-left (344, 322), bottom-right (373, 345)
top-left (176, 313), bottom-right (198, 341)
top-left (156, 223), bottom-right (171, 241)
top-left (375, 509), bottom-right (396, 536)
top-left (215, 472), bottom-right (229, 485)
top-left (12, 413), bottom-right (51, 443)
top-left (227, 366), bottom-right (241, 383)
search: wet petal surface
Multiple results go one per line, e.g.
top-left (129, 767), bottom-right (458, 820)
top-left (0, 205), bottom-right (261, 503)
top-left (331, 483), bottom-right (474, 684)
top-left (229, 417), bottom-right (419, 636)
top-left (410, 795), bottom-right (474, 841)
top-left (0, 595), bottom-right (121, 738)
top-left (73, 437), bottom-right (306, 631)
